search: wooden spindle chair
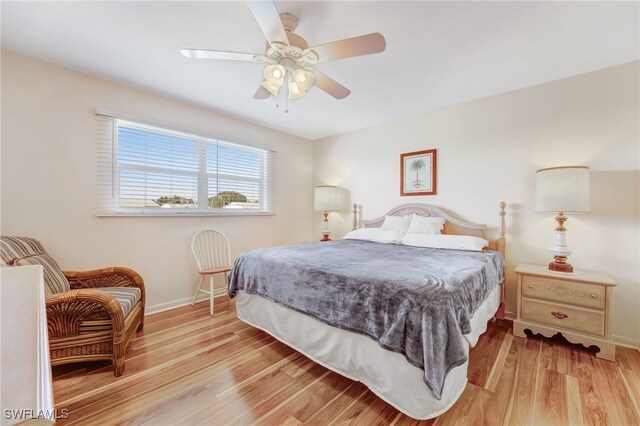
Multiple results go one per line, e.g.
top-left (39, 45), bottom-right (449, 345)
top-left (190, 230), bottom-right (231, 316)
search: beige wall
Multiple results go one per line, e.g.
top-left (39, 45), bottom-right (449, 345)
top-left (3, 50), bottom-right (638, 346)
top-left (1, 51), bottom-right (314, 312)
top-left (314, 62), bottom-right (640, 347)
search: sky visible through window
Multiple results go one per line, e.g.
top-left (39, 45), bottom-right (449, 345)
top-left (117, 123), bottom-right (262, 209)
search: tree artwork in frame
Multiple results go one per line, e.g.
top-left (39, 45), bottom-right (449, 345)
top-left (401, 149), bottom-right (437, 196)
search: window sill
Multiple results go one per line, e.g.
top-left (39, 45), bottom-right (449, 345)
top-left (96, 211), bottom-right (274, 217)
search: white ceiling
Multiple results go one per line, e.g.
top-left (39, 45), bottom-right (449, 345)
top-left (2, 1), bottom-right (638, 140)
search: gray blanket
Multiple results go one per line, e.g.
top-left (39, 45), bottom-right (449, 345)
top-left (228, 239), bottom-right (504, 400)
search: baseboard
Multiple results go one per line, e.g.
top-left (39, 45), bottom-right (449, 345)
top-left (145, 288), bottom-right (227, 315)
top-left (613, 334), bottom-right (640, 349)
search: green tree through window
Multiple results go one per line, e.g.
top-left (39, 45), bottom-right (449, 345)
top-left (208, 191), bottom-right (248, 208)
top-left (153, 195), bottom-right (196, 207)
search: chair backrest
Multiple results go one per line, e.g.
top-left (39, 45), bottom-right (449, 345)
top-left (0, 236), bottom-right (70, 296)
top-left (0, 236), bottom-right (46, 266)
top-left (190, 230), bottom-right (231, 272)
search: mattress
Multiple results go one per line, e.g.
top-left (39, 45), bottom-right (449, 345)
top-left (235, 282), bottom-right (501, 420)
top-left (229, 240), bottom-right (505, 399)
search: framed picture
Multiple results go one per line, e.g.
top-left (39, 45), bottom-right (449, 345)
top-left (400, 149), bottom-right (437, 196)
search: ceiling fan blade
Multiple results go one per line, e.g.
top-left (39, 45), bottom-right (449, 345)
top-left (313, 70), bottom-right (351, 99)
top-left (180, 48), bottom-right (263, 62)
top-left (246, 1), bottom-right (289, 47)
top-left (308, 33), bottom-right (386, 64)
top-left (253, 85), bottom-right (272, 99)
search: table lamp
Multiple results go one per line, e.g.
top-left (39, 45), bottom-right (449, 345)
top-left (314, 186), bottom-right (337, 242)
top-left (535, 166), bottom-right (591, 273)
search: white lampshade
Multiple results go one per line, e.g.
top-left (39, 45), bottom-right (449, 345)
top-left (314, 186), bottom-right (337, 211)
top-left (261, 64), bottom-right (286, 96)
top-left (288, 68), bottom-right (315, 100)
top-left (535, 166), bottom-right (591, 213)
top-left (293, 68), bottom-right (314, 92)
top-left (288, 80), bottom-right (305, 99)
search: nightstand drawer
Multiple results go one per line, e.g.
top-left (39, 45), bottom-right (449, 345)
top-left (522, 275), bottom-right (605, 310)
top-left (521, 298), bottom-right (605, 337)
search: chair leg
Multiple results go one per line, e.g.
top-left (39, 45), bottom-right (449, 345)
top-left (113, 335), bottom-right (126, 377)
top-left (192, 275), bottom-right (205, 306)
top-left (114, 360), bottom-right (125, 377)
top-left (137, 312), bottom-right (145, 332)
top-left (209, 275), bottom-right (214, 317)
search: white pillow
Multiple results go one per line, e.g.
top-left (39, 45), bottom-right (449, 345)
top-left (407, 214), bottom-right (446, 235)
top-left (343, 228), bottom-right (404, 244)
top-left (380, 215), bottom-right (412, 234)
top-left (401, 234), bottom-right (489, 252)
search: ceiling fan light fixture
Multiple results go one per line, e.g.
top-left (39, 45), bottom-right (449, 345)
top-left (262, 64), bottom-right (286, 96)
top-left (293, 68), bottom-right (314, 92)
top-left (264, 64), bottom-right (286, 84)
top-left (286, 68), bottom-right (315, 99)
top-left (287, 80), bottom-right (306, 99)
top-left (261, 81), bottom-right (281, 97)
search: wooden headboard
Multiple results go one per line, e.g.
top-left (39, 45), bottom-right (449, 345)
top-left (352, 202), bottom-right (507, 258)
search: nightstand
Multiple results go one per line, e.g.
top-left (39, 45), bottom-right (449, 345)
top-left (513, 264), bottom-right (617, 361)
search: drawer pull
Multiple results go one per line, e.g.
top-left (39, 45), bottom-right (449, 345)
top-left (528, 285), bottom-right (534, 289)
top-left (551, 311), bottom-right (569, 320)
top-left (590, 294), bottom-right (598, 298)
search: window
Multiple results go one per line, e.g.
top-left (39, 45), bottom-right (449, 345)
top-left (97, 115), bottom-right (275, 216)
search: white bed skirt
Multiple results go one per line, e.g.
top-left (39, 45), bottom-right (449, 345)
top-left (235, 284), bottom-right (501, 420)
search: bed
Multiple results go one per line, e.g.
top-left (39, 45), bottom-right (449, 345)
top-left (228, 202), bottom-right (507, 420)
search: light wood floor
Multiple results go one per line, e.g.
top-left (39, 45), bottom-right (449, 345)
top-left (52, 297), bottom-right (640, 425)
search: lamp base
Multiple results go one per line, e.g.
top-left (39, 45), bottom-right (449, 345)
top-left (547, 213), bottom-right (574, 273)
top-left (320, 231), bottom-right (331, 242)
top-left (548, 256), bottom-right (573, 273)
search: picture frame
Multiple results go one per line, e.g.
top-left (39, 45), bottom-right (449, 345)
top-left (400, 149), bottom-right (437, 196)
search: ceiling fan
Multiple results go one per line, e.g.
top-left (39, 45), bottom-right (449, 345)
top-left (180, 1), bottom-right (386, 100)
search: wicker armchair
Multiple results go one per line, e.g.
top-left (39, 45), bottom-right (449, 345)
top-left (1, 237), bottom-right (145, 376)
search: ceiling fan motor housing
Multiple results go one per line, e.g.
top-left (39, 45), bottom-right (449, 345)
top-left (280, 13), bottom-right (298, 33)
top-left (264, 13), bottom-right (319, 66)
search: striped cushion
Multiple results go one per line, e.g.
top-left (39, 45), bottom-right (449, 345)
top-left (1, 237), bottom-right (46, 266)
top-left (98, 287), bottom-right (141, 318)
top-left (15, 254), bottom-right (70, 296)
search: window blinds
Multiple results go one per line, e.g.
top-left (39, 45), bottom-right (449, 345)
top-left (96, 114), bottom-right (275, 216)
